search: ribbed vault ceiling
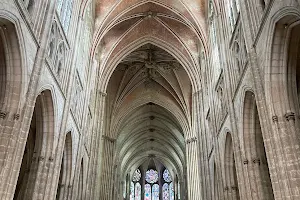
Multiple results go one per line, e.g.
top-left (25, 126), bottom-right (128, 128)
top-left (96, 0), bottom-right (207, 182)
top-left (106, 44), bottom-right (191, 180)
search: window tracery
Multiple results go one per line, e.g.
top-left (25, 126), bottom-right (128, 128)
top-left (133, 169), bottom-right (141, 182)
top-left (47, 21), bottom-right (68, 84)
top-left (129, 167), bottom-right (176, 199)
top-left (229, 24), bottom-right (248, 90)
top-left (145, 169), bottom-right (158, 183)
top-left (71, 73), bottom-right (84, 124)
top-left (55, 42), bottom-right (66, 77)
top-left (163, 169), bottom-right (172, 182)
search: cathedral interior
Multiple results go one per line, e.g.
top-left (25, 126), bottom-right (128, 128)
top-left (0, 0), bottom-right (300, 200)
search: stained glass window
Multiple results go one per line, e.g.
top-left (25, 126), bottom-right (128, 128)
top-left (169, 182), bottom-right (174, 200)
top-left (133, 169), bottom-right (141, 182)
top-left (145, 169), bottom-right (158, 183)
top-left (178, 182), bottom-right (181, 199)
top-left (130, 182), bottom-right (134, 200)
top-left (144, 184), bottom-right (152, 200)
top-left (163, 183), bottom-right (169, 200)
top-left (152, 184), bottom-right (159, 200)
top-left (56, 0), bottom-right (73, 32)
top-left (163, 169), bottom-right (172, 182)
top-left (135, 183), bottom-right (141, 200)
top-left (57, 0), bottom-right (63, 13)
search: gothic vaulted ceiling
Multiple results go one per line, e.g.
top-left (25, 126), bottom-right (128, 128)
top-left (93, 0), bottom-right (208, 180)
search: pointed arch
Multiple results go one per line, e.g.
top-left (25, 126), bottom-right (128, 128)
top-left (243, 91), bottom-right (274, 200)
top-left (14, 89), bottom-right (55, 199)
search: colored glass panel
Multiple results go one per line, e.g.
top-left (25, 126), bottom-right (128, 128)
top-left (152, 184), bottom-right (159, 200)
top-left (145, 184), bottom-right (151, 200)
top-left (135, 183), bottom-right (141, 200)
top-left (130, 182), bottom-right (134, 200)
top-left (163, 183), bottom-right (169, 200)
top-left (145, 169), bottom-right (158, 183)
top-left (169, 182), bottom-right (174, 200)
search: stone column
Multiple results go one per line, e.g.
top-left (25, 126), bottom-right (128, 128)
top-left (185, 90), bottom-right (207, 200)
top-left (98, 135), bottom-right (116, 200)
top-left (86, 90), bottom-right (107, 200)
top-left (174, 177), bottom-right (178, 200)
top-left (247, 48), bottom-right (300, 199)
top-left (126, 174), bottom-right (130, 200)
top-left (141, 170), bottom-right (145, 200)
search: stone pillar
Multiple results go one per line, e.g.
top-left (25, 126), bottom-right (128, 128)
top-left (174, 177), bottom-right (178, 200)
top-left (186, 137), bottom-right (202, 200)
top-left (246, 48), bottom-right (300, 199)
top-left (141, 170), bottom-right (145, 200)
top-left (86, 90), bottom-right (107, 200)
top-left (98, 135), bottom-right (116, 200)
top-left (126, 174), bottom-right (130, 200)
top-left (24, 155), bottom-right (57, 200)
top-left (185, 90), bottom-right (207, 200)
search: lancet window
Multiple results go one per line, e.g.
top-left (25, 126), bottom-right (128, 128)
top-left (227, 0), bottom-right (240, 31)
top-left (130, 169), bottom-right (142, 200)
top-left (56, 0), bottom-right (74, 31)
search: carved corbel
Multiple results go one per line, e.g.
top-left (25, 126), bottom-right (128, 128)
top-left (272, 115), bottom-right (278, 123)
top-left (253, 158), bottom-right (260, 165)
top-left (285, 112), bottom-right (295, 121)
top-left (0, 111), bottom-right (7, 119)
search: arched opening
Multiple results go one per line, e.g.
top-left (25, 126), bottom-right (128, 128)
top-left (13, 90), bottom-right (55, 199)
top-left (285, 21), bottom-right (300, 117)
top-left (224, 133), bottom-right (240, 200)
top-left (243, 91), bottom-right (274, 200)
top-left (0, 18), bottom-right (23, 169)
top-left (56, 132), bottom-right (73, 200)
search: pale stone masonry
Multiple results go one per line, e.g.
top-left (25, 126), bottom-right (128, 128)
top-left (0, 0), bottom-right (300, 200)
